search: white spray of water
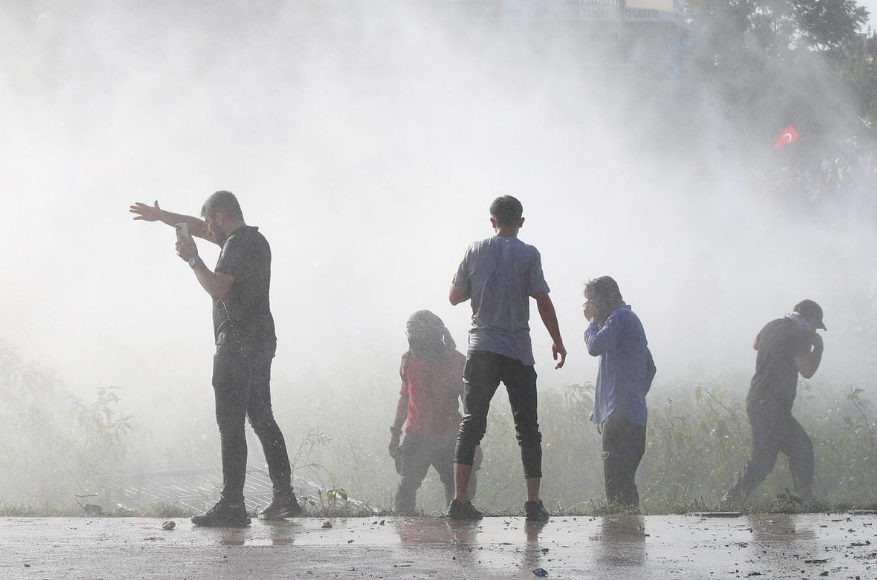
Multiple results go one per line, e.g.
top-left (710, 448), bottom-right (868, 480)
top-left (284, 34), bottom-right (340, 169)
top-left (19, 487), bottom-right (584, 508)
top-left (0, 1), bottom-right (874, 483)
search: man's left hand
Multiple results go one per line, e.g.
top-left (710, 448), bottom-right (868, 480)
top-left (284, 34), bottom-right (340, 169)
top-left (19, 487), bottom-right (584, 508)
top-left (176, 236), bottom-right (198, 262)
top-left (388, 435), bottom-right (401, 458)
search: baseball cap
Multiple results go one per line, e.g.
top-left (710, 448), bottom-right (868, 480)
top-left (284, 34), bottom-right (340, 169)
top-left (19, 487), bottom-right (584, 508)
top-left (793, 299), bottom-right (827, 331)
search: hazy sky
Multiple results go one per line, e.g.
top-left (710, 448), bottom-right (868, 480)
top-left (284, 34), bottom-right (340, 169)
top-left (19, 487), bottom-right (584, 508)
top-left (864, 0), bottom-right (877, 24)
top-left (0, 1), bottom-right (874, 418)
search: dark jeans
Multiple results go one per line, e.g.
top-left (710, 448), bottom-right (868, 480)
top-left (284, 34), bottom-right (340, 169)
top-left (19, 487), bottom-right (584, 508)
top-left (395, 435), bottom-right (479, 512)
top-left (455, 350), bottom-right (542, 479)
top-left (601, 414), bottom-right (646, 508)
top-left (212, 334), bottom-right (292, 504)
top-left (726, 399), bottom-right (814, 501)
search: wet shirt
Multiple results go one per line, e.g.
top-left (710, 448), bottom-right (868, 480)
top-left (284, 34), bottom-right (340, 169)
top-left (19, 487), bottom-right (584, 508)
top-left (585, 305), bottom-right (656, 426)
top-left (212, 226), bottom-right (276, 346)
top-left (452, 236), bottom-right (550, 365)
top-left (400, 348), bottom-right (466, 438)
top-left (746, 317), bottom-right (814, 410)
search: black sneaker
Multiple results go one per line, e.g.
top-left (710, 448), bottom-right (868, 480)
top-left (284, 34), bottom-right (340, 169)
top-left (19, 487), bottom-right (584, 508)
top-left (524, 500), bottom-right (550, 522)
top-left (259, 490), bottom-right (302, 520)
top-left (447, 499), bottom-right (484, 520)
top-left (191, 501), bottom-right (251, 527)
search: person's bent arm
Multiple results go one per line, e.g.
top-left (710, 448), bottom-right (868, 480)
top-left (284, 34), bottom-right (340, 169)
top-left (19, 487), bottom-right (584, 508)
top-left (388, 393), bottom-right (409, 457)
top-left (192, 262), bottom-right (235, 301)
top-left (796, 333), bottom-right (824, 379)
top-left (176, 237), bottom-right (234, 300)
top-left (534, 292), bottom-right (566, 369)
top-left (449, 284), bottom-right (470, 306)
top-left (584, 312), bottom-right (622, 357)
top-left (130, 200), bottom-right (217, 244)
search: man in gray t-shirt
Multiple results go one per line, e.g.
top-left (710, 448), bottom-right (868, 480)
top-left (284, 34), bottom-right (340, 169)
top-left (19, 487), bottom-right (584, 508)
top-left (447, 195), bottom-right (567, 522)
top-left (453, 234), bottom-right (549, 365)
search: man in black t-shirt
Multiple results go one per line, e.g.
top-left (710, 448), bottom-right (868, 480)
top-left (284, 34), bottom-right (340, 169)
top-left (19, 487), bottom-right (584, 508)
top-left (131, 191), bottom-right (299, 527)
top-left (722, 300), bottom-right (826, 507)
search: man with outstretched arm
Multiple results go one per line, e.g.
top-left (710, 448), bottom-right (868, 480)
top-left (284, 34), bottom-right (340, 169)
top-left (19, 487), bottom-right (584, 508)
top-left (447, 195), bottom-right (566, 522)
top-left (583, 276), bottom-right (656, 510)
top-left (722, 300), bottom-right (826, 507)
top-left (130, 192), bottom-right (300, 526)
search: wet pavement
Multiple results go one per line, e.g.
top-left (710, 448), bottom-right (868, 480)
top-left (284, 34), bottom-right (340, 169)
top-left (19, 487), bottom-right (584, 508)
top-left (3, 513), bottom-right (877, 579)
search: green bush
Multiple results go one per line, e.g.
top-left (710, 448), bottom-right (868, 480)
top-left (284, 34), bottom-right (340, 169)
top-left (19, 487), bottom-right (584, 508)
top-left (2, 337), bottom-right (876, 515)
top-left (273, 375), bottom-right (877, 515)
top-left (0, 341), bottom-right (133, 505)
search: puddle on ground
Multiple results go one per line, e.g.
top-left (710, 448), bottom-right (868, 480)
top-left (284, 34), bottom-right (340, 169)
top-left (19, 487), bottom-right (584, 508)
top-left (4, 514), bottom-right (877, 579)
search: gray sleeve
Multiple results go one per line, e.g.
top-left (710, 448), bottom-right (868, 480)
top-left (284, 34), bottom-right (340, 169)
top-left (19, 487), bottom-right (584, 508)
top-left (527, 248), bottom-right (550, 295)
top-left (452, 246), bottom-right (472, 295)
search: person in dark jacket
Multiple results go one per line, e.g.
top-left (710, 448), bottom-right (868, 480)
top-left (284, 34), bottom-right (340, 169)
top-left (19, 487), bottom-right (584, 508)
top-left (722, 300), bottom-right (826, 506)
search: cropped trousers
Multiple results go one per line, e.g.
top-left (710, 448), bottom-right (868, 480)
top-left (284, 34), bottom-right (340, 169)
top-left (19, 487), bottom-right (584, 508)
top-left (455, 350), bottom-right (542, 479)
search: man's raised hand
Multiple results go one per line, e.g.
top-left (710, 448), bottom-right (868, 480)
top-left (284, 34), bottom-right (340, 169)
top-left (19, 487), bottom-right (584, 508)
top-left (130, 200), bottom-right (163, 222)
top-left (811, 332), bottom-right (824, 353)
top-left (176, 235), bottom-right (198, 262)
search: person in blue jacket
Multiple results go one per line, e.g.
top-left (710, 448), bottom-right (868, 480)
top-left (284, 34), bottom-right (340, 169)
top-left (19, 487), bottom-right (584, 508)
top-left (584, 276), bottom-right (656, 509)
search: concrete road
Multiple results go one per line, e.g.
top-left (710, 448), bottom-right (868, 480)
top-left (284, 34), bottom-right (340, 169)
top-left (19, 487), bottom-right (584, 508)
top-left (3, 513), bottom-right (877, 579)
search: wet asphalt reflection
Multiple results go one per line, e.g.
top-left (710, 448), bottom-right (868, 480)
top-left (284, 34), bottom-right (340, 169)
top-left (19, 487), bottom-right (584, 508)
top-left (3, 513), bottom-right (877, 579)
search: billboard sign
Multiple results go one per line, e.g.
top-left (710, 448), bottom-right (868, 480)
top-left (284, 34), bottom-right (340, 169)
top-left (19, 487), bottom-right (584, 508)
top-left (425, 0), bottom-right (686, 23)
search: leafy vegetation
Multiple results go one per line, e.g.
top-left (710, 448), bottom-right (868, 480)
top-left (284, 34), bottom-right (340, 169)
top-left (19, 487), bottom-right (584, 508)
top-left (291, 375), bottom-right (877, 516)
top-left (0, 341), bottom-right (134, 504)
top-left (2, 338), bottom-right (877, 517)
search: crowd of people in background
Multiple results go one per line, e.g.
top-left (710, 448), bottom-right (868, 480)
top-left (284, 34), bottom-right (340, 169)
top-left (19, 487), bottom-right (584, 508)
top-left (771, 140), bottom-right (877, 214)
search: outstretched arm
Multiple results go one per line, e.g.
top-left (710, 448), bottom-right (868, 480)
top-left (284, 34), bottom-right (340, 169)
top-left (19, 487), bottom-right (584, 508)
top-left (388, 393), bottom-right (409, 457)
top-left (130, 200), bottom-right (217, 245)
top-left (534, 292), bottom-right (566, 369)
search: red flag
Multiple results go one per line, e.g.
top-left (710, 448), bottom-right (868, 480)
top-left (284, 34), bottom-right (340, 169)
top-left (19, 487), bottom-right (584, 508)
top-left (774, 125), bottom-right (799, 150)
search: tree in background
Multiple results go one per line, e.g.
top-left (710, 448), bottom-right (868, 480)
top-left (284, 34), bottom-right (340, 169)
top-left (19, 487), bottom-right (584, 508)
top-left (682, 0), bottom-right (875, 202)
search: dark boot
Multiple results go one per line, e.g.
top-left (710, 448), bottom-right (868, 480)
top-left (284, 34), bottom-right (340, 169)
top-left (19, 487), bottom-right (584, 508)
top-left (258, 489), bottom-right (302, 520)
top-left (191, 501), bottom-right (251, 527)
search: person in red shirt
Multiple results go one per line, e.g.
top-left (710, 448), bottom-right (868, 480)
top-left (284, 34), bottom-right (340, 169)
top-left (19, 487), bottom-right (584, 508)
top-left (388, 310), bottom-right (480, 513)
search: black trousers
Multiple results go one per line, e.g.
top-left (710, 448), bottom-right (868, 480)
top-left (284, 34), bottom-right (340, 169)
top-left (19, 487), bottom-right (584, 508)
top-left (726, 399), bottom-right (814, 501)
top-left (395, 435), bottom-right (479, 512)
top-left (455, 350), bottom-right (542, 479)
top-left (601, 414), bottom-right (647, 508)
top-left (212, 334), bottom-right (292, 504)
